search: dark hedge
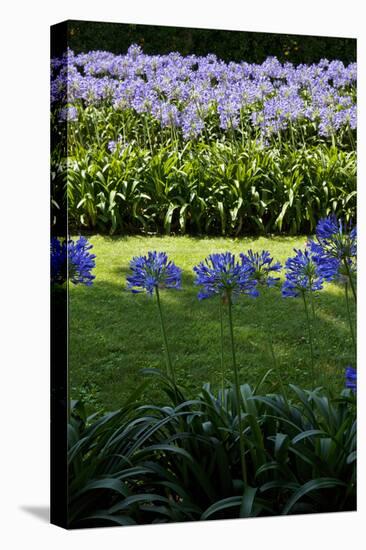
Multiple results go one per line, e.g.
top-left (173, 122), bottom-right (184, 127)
top-left (58, 19), bottom-right (356, 64)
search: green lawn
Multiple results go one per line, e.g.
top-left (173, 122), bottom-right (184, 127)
top-left (69, 235), bottom-right (355, 412)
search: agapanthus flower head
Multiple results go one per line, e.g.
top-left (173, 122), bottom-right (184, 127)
top-left (126, 251), bottom-right (182, 295)
top-left (108, 139), bottom-right (117, 153)
top-left (240, 249), bottom-right (281, 287)
top-left (51, 237), bottom-right (66, 285)
top-left (127, 43), bottom-right (143, 60)
top-left (193, 252), bottom-right (258, 301)
top-left (107, 135), bottom-right (127, 154)
top-left (316, 215), bottom-right (340, 240)
top-left (315, 215), bottom-right (357, 259)
top-left (345, 366), bottom-right (356, 392)
top-left (308, 215), bottom-right (357, 283)
top-left (51, 236), bottom-right (96, 286)
top-left (306, 240), bottom-right (340, 282)
top-left (58, 105), bottom-right (78, 122)
top-left (68, 237), bottom-right (96, 285)
top-left (282, 248), bottom-right (324, 297)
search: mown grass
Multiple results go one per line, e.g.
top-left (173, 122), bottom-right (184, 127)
top-left (69, 235), bottom-right (355, 412)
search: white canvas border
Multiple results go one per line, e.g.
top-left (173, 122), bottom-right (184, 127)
top-left (0, 1), bottom-right (364, 548)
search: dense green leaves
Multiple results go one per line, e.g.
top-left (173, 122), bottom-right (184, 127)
top-left (52, 104), bottom-right (356, 236)
top-left (57, 141), bottom-right (356, 236)
top-left (67, 375), bottom-right (356, 527)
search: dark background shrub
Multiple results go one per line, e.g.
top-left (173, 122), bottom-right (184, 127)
top-left (53, 19), bottom-right (356, 65)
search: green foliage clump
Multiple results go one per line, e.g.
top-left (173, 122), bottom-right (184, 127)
top-left (68, 373), bottom-right (356, 528)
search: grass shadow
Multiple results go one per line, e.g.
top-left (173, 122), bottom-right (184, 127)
top-left (69, 269), bottom-right (355, 412)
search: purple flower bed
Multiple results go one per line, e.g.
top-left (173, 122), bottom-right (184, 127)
top-left (51, 46), bottom-right (356, 143)
top-left (50, 47), bottom-right (356, 237)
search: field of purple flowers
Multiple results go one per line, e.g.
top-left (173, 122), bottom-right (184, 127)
top-left (52, 45), bottom-right (356, 140)
top-left (51, 46), bottom-right (356, 236)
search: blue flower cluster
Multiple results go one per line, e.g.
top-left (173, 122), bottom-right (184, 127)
top-left (127, 249), bottom-right (282, 301)
top-left (51, 238), bottom-right (67, 285)
top-left (345, 366), bottom-right (357, 392)
top-left (51, 236), bottom-right (96, 286)
top-left (308, 215), bottom-right (357, 283)
top-left (126, 235), bottom-right (356, 394)
top-left (58, 105), bottom-right (78, 122)
top-left (126, 251), bottom-right (182, 295)
top-left (282, 248), bottom-right (324, 298)
top-left (51, 47), bottom-right (356, 142)
top-left (193, 252), bottom-right (259, 301)
top-left (107, 135), bottom-right (129, 155)
top-left (240, 249), bottom-right (282, 287)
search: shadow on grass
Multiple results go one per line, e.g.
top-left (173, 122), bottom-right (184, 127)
top-left (68, 267), bottom-right (355, 412)
top-left (86, 232), bottom-right (312, 244)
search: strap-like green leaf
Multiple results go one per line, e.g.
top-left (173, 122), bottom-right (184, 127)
top-left (282, 478), bottom-right (346, 515)
top-left (201, 496), bottom-right (242, 520)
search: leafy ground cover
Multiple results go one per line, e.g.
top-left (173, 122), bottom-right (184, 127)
top-left (69, 235), bottom-right (355, 412)
top-left (68, 378), bottom-right (356, 527)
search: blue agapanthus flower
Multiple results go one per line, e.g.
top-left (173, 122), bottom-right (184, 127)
top-left (193, 252), bottom-right (258, 301)
top-left (51, 236), bottom-right (96, 286)
top-left (308, 215), bottom-right (357, 282)
top-left (307, 240), bottom-right (341, 282)
top-left (240, 249), bottom-right (282, 287)
top-left (108, 140), bottom-right (118, 153)
top-left (51, 237), bottom-right (66, 285)
top-left (107, 135), bottom-right (128, 154)
top-left (58, 105), bottom-right (78, 122)
top-left (282, 248), bottom-right (324, 298)
top-left (126, 251), bottom-right (182, 295)
top-left (345, 366), bottom-right (356, 392)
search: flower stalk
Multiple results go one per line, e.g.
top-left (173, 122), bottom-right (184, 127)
top-left (219, 298), bottom-right (225, 392)
top-left (302, 292), bottom-right (315, 387)
top-left (344, 259), bottom-right (357, 303)
top-left (345, 283), bottom-right (356, 363)
top-left (227, 294), bottom-right (248, 485)
top-left (156, 286), bottom-right (176, 386)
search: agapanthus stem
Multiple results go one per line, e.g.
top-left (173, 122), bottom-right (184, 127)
top-left (267, 322), bottom-right (287, 401)
top-left (309, 289), bottom-right (316, 320)
top-left (289, 120), bottom-right (295, 148)
top-left (331, 133), bottom-right (336, 149)
top-left (302, 292), bottom-right (315, 388)
top-left (219, 298), bottom-right (225, 393)
top-left (345, 282), bottom-right (356, 363)
top-left (227, 296), bottom-right (248, 485)
top-left (344, 259), bottom-right (357, 303)
top-left (155, 286), bottom-right (176, 386)
top-left (347, 124), bottom-right (356, 151)
top-left (308, 288), bottom-right (325, 389)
